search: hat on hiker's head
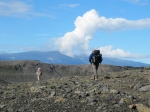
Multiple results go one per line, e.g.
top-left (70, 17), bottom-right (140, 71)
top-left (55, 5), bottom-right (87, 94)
top-left (38, 68), bottom-right (41, 70)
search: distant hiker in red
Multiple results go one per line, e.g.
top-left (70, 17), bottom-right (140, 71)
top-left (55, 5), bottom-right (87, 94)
top-left (89, 49), bottom-right (103, 80)
top-left (36, 68), bottom-right (42, 81)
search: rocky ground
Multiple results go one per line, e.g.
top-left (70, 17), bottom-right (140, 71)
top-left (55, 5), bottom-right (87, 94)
top-left (0, 67), bottom-right (150, 112)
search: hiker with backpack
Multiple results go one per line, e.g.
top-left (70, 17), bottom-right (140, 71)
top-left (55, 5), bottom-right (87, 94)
top-left (89, 49), bottom-right (103, 80)
top-left (36, 68), bottom-right (42, 81)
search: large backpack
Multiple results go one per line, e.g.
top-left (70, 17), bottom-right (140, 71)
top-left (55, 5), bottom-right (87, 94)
top-left (92, 50), bottom-right (103, 64)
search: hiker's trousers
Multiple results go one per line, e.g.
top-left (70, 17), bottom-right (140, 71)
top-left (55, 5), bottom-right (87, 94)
top-left (92, 63), bottom-right (99, 79)
top-left (37, 75), bottom-right (41, 81)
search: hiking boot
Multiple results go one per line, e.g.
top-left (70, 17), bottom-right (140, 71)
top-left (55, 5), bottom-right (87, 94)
top-left (90, 77), bottom-right (95, 80)
top-left (95, 76), bottom-right (98, 80)
top-left (95, 78), bottom-right (98, 80)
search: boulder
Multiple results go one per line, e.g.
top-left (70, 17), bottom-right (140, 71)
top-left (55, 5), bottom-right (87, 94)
top-left (139, 85), bottom-right (150, 92)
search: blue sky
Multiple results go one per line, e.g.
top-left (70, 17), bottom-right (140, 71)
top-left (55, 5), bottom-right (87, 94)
top-left (0, 0), bottom-right (150, 64)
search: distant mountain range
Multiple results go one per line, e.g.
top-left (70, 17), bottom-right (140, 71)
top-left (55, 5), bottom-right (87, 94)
top-left (0, 51), bottom-right (150, 67)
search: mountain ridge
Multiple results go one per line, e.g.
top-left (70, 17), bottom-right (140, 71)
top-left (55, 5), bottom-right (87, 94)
top-left (0, 51), bottom-right (149, 67)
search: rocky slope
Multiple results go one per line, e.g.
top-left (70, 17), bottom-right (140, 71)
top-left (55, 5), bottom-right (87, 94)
top-left (0, 64), bottom-right (150, 112)
top-left (0, 60), bottom-right (143, 83)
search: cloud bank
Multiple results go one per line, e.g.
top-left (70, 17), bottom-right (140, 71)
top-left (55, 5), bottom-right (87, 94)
top-left (99, 46), bottom-right (150, 58)
top-left (54, 9), bottom-right (150, 58)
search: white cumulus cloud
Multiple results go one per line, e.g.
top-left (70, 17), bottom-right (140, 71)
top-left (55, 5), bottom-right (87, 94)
top-left (54, 9), bottom-right (150, 57)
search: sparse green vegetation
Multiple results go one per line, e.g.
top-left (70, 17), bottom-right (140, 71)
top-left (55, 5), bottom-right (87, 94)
top-left (54, 96), bottom-right (67, 103)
